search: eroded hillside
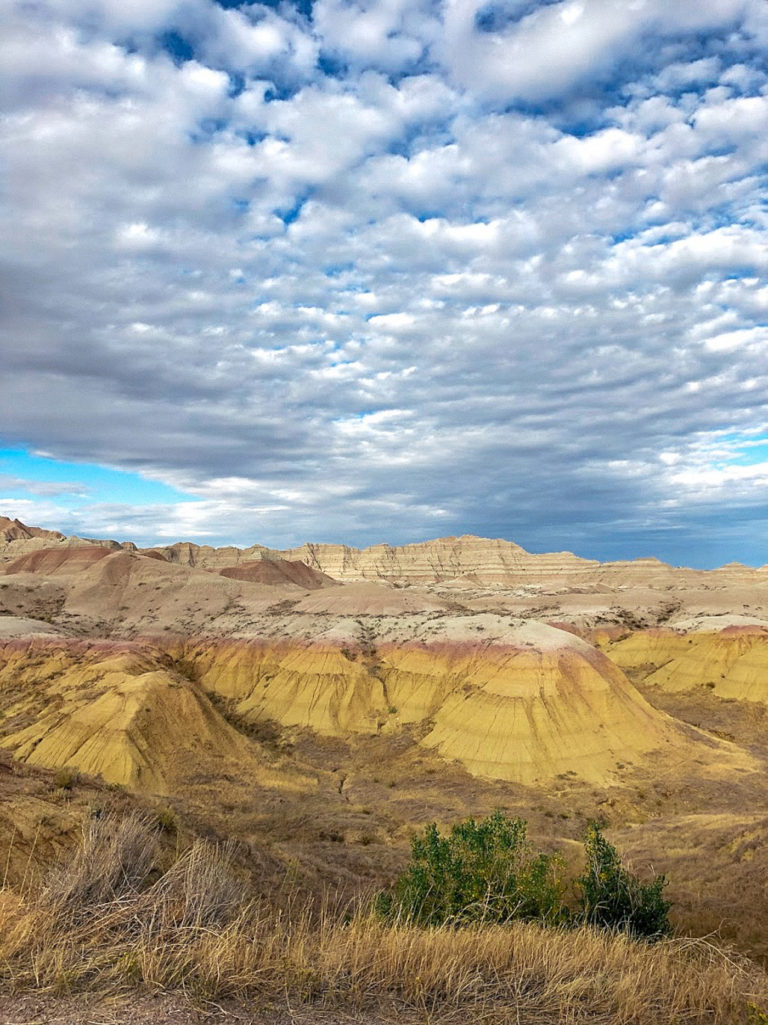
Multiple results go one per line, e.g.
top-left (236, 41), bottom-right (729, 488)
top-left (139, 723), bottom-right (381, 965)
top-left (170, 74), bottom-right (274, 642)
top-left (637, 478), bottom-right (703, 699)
top-left (2, 517), bottom-right (768, 961)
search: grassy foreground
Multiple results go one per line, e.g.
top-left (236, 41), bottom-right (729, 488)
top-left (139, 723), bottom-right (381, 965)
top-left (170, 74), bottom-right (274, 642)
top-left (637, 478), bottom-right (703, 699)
top-left (1, 813), bottom-right (767, 1024)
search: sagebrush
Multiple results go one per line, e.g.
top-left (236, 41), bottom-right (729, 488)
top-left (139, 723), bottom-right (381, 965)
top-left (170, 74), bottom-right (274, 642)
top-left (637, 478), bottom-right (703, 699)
top-left (580, 820), bottom-right (671, 938)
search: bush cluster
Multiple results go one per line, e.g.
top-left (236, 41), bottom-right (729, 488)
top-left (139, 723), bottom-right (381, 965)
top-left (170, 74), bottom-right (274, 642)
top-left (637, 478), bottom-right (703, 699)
top-left (375, 811), bottom-right (565, 927)
top-left (580, 821), bottom-right (671, 937)
top-left (376, 811), bottom-right (670, 940)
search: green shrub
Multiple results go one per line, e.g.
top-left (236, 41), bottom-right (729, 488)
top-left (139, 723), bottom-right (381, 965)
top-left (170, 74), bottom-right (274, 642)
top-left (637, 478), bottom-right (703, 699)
top-left (578, 822), bottom-right (671, 939)
top-left (375, 811), bottom-right (567, 926)
top-left (376, 814), bottom-right (672, 940)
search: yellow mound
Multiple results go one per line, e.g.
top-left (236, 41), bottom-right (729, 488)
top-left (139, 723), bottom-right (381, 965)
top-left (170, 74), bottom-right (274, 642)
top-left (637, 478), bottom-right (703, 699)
top-left (0, 642), bottom-right (281, 792)
top-left (174, 623), bottom-right (734, 785)
top-left (606, 624), bottom-right (768, 702)
top-left (3, 622), bottom-right (754, 793)
top-left (180, 641), bottom-right (388, 734)
top-left (387, 627), bottom-right (688, 784)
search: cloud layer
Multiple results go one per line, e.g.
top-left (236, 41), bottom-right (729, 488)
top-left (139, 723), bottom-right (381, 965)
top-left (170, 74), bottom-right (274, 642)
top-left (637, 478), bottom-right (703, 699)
top-left (1, 0), bottom-right (767, 565)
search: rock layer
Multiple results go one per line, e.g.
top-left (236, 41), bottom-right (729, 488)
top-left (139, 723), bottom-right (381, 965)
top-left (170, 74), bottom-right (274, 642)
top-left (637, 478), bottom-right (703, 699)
top-left (606, 620), bottom-right (768, 703)
top-left (0, 521), bottom-right (765, 791)
top-left (0, 641), bottom-right (277, 791)
top-left (150, 533), bottom-right (768, 587)
top-left (173, 619), bottom-right (723, 785)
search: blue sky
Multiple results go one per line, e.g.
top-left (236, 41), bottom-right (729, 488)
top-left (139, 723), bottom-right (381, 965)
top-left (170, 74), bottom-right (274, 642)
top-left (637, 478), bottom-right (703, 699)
top-left (1, 0), bottom-right (767, 567)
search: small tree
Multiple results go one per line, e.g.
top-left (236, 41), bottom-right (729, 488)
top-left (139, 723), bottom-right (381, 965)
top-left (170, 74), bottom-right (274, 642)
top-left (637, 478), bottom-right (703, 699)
top-left (578, 822), bottom-right (671, 939)
top-left (375, 811), bottom-right (567, 926)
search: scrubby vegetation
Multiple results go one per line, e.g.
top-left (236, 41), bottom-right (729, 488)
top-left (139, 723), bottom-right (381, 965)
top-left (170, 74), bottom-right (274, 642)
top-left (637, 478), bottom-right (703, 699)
top-left (579, 820), bottom-right (671, 938)
top-left (375, 811), bottom-right (670, 938)
top-left (1, 810), bottom-right (765, 1023)
top-left (374, 811), bottom-right (567, 926)
top-left (53, 765), bottom-right (79, 791)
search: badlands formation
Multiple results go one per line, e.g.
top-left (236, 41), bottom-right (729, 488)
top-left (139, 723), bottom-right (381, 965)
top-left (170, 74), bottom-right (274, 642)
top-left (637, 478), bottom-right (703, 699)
top-left (2, 515), bottom-right (768, 955)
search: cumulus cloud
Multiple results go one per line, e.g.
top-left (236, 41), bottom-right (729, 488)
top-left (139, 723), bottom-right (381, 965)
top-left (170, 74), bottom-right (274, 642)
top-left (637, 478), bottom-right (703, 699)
top-left (439, 0), bottom-right (758, 104)
top-left (1, 0), bottom-right (767, 565)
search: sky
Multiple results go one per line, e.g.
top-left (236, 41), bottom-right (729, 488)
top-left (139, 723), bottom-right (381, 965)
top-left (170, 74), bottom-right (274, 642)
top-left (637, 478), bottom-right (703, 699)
top-left (1, 0), bottom-right (767, 567)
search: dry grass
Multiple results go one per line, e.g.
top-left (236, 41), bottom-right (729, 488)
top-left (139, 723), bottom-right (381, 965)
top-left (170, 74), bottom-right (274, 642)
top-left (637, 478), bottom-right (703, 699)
top-left (1, 813), bottom-right (767, 1024)
top-left (40, 811), bottom-right (159, 911)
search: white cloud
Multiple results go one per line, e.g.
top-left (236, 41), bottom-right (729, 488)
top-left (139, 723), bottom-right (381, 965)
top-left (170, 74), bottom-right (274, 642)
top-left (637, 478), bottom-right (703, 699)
top-left (313, 0), bottom-right (436, 72)
top-left (554, 127), bottom-right (645, 174)
top-left (441, 0), bottom-right (632, 102)
top-left (1, 0), bottom-right (768, 565)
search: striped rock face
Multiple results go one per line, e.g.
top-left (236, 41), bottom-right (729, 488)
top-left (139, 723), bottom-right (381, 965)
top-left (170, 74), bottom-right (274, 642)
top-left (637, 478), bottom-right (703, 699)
top-left (166, 618), bottom-right (749, 786)
top-left (0, 640), bottom-right (309, 793)
top-left (0, 524), bottom-right (765, 794)
top-left (0, 612), bottom-right (758, 790)
top-left (605, 618), bottom-right (768, 703)
top-left (149, 533), bottom-right (767, 589)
